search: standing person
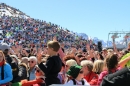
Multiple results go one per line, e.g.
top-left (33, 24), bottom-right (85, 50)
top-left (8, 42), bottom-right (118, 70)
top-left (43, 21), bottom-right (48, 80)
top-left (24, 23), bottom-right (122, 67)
top-left (37, 41), bottom-right (62, 86)
top-left (0, 50), bottom-right (13, 85)
top-left (0, 43), bottom-right (19, 83)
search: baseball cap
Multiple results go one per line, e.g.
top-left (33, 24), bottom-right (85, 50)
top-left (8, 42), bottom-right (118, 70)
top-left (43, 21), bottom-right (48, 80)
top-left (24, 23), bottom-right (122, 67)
top-left (0, 43), bottom-right (10, 51)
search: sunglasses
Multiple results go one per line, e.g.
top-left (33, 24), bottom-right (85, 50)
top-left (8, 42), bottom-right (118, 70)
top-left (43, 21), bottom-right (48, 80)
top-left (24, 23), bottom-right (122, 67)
top-left (79, 71), bottom-right (84, 74)
top-left (35, 68), bottom-right (40, 72)
top-left (28, 61), bottom-right (34, 63)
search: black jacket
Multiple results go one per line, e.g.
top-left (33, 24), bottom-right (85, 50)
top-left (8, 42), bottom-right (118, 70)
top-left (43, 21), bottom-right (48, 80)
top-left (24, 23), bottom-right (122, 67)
top-left (101, 67), bottom-right (130, 86)
top-left (5, 55), bottom-right (19, 83)
top-left (38, 55), bottom-right (62, 86)
top-left (12, 63), bottom-right (28, 82)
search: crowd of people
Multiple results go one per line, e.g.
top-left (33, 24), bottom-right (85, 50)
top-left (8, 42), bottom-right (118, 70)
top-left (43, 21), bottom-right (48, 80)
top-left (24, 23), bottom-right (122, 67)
top-left (1, 3), bottom-right (130, 86)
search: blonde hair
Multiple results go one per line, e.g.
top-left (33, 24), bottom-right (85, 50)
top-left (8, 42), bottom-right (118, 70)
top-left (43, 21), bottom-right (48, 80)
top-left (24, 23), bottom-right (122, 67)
top-left (93, 60), bottom-right (104, 74)
top-left (66, 59), bottom-right (77, 67)
top-left (0, 50), bottom-right (6, 64)
top-left (80, 60), bottom-right (93, 71)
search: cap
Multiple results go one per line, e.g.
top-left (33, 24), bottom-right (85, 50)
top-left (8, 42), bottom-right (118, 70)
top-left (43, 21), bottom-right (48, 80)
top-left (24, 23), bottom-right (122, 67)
top-left (0, 43), bottom-right (10, 51)
top-left (67, 65), bottom-right (82, 78)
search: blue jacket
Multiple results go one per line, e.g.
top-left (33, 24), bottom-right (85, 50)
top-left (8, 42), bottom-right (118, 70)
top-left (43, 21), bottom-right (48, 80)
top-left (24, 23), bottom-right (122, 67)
top-left (0, 63), bottom-right (13, 85)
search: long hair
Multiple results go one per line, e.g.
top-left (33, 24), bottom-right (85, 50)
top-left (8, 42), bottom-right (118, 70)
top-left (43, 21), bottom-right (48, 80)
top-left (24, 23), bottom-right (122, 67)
top-left (104, 54), bottom-right (118, 72)
top-left (93, 60), bottom-right (104, 74)
top-left (0, 50), bottom-right (6, 64)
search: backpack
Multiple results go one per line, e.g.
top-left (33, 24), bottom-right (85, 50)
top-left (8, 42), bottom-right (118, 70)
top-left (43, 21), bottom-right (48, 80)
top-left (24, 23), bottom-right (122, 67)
top-left (101, 67), bottom-right (130, 86)
top-left (72, 79), bottom-right (84, 85)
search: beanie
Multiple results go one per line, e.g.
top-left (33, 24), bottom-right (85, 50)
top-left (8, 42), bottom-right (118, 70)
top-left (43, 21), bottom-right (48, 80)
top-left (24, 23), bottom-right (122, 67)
top-left (67, 65), bottom-right (82, 78)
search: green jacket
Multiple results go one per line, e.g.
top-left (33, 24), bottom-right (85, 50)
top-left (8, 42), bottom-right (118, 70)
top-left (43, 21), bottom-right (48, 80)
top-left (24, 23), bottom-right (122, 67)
top-left (121, 53), bottom-right (130, 67)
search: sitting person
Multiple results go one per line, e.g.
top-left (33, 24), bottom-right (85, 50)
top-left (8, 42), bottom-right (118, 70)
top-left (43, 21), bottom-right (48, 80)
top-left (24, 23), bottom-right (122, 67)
top-left (0, 50), bottom-right (13, 85)
top-left (21, 65), bottom-right (45, 86)
top-left (80, 60), bottom-right (99, 85)
top-left (65, 65), bottom-right (90, 86)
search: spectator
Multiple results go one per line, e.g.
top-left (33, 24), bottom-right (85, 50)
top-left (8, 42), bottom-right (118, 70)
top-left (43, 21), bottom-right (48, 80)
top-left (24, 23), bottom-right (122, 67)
top-left (65, 59), bottom-right (77, 72)
top-left (21, 65), bottom-right (45, 86)
top-left (65, 65), bottom-right (90, 86)
top-left (28, 56), bottom-right (37, 80)
top-left (93, 60), bottom-right (104, 74)
top-left (37, 41), bottom-right (62, 86)
top-left (0, 50), bottom-right (13, 85)
top-left (98, 54), bottom-right (120, 85)
top-left (64, 59), bottom-right (77, 83)
top-left (80, 60), bottom-right (98, 85)
top-left (58, 63), bottom-right (65, 84)
top-left (0, 43), bottom-right (19, 83)
top-left (63, 55), bottom-right (76, 62)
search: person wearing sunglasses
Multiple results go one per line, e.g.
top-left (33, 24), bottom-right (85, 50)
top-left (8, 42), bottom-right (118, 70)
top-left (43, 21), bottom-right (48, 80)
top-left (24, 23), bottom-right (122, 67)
top-left (21, 65), bottom-right (45, 86)
top-left (65, 65), bottom-right (90, 86)
top-left (28, 56), bottom-right (37, 80)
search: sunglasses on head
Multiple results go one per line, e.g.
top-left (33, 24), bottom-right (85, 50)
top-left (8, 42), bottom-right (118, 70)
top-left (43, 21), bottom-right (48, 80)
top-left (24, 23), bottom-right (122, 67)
top-left (79, 71), bottom-right (83, 74)
top-left (28, 61), bottom-right (34, 63)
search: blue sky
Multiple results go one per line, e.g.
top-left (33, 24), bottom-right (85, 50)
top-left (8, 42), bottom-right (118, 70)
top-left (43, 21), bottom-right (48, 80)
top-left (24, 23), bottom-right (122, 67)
top-left (1, 0), bottom-right (130, 41)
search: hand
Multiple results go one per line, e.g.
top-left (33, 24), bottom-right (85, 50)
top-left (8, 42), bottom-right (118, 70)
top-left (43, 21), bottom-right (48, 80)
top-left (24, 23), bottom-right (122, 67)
top-left (78, 48), bottom-right (82, 52)
top-left (71, 48), bottom-right (77, 53)
top-left (53, 36), bottom-right (57, 42)
top-left (37, 51), bottom-right (43, 64)
top-left (86, 43), bottom-right (90, 50)
top-left (43, 48), bottom-right (47, 54)
top-left (22, 49), bottom-right (27, 54)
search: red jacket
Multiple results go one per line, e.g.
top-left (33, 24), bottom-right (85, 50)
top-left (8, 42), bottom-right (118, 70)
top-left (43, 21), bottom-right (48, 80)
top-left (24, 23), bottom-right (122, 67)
top-left (84, 71), bottom-right (98, 85)
top-left (21, 78), bottom-right (44, 86)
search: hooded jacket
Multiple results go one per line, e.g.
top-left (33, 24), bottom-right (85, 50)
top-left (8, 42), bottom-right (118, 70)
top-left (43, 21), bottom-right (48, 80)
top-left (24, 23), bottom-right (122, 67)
top-left (12, 63), bottom-right (28, 82)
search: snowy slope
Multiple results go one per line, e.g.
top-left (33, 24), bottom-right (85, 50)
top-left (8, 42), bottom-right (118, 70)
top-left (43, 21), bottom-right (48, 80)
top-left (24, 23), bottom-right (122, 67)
top-left (0, 3), bottom-right (30, 19)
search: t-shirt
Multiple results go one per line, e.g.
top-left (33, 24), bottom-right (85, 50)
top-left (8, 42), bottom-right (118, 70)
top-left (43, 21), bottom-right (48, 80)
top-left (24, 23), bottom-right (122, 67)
top-left (65, 79), bottom-right (90, 86)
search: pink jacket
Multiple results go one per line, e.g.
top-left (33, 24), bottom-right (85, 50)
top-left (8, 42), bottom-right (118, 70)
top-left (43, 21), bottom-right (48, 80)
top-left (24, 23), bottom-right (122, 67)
top-left (98, 67), bottom-right (121, 85)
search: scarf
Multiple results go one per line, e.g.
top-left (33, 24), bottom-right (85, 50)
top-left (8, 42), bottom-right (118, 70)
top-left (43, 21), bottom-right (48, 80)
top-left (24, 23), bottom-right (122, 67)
top-left (0, 61), bottom-right (4, 66)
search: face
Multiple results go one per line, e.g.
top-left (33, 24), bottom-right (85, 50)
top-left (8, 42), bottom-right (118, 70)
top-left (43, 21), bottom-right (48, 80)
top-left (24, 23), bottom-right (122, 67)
top-left (0, 53), bottom-right (4, 62)
top-left (77, 69), bottom-right (84, 78)
top-left (35, 67), bottom-right (44, 76)
top-left (82, 66), bottom-right (89, 75)
top-left (65, 64), bottom-right (70, 72)
top-left (28, 59), bottom-right (36, 68)
top-left (103, 50), bottom-right (107, 54)
top-left (22, 59), bottom-right (28, 65)
top-left (47, 46), bottom-right (53, 55)
top-left (12, 58), bottom-right (17, 63)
